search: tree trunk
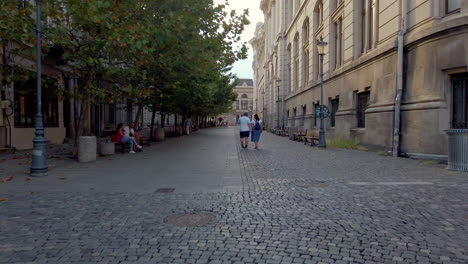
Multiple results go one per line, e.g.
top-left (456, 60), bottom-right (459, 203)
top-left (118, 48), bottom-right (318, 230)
top-left (134, 101), bottom-right (144, 129)
top-left (182, 113), bottom-right (187, 135)
top-left (150, 104), bottom-right (157, 140)
top-left (68, 78), bottom-right (76, 141)
top-left (160, 112), bottom-right (166, 128)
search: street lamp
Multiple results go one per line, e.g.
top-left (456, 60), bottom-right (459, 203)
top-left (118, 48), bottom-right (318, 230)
top-left (317, 40), bottom-right (328, 148)
top-left (31, 0), bottom-right (48, 176)
top-left (275, 79), bottom-right (281, 133)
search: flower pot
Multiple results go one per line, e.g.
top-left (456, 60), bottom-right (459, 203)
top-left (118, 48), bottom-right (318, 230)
top-left (78, 136), bottom-right (97, 163)
top-left (154, 128), bottom-right (165, 142)
top-left (100, 142), bottom-right (115, 156)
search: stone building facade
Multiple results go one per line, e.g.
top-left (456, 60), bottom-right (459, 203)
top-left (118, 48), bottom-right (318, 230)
top-left (254, 0), bottom-right (468, 156)
top-left (250, 23), bottom-right (266, 125)
top-left (220, 79), bottom-right (254, 125)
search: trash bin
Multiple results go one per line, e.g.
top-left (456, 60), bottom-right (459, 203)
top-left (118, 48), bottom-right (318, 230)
top-left (78, 136), bottom-right (97, 163)
top-left (446, 129), bottom-right (468, 171)
top-left (100, 141), bottom-right (115, 156)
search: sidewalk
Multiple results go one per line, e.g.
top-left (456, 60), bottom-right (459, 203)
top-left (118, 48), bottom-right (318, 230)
top-left (0, 128), bottom-right (242, 195)
top-left (0, 127), bottom-right (467, 264)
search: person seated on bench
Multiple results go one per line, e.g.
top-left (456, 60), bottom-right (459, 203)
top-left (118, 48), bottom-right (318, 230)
top-left (124, 122), bottom-right (142, 146)
top-left (115, 123), bottom-right (142, 154)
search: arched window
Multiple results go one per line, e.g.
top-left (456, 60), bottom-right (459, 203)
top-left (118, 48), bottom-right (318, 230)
top-left (302, 18), bottom-right (310, 46)
top-left (241, 94), bottom-right (248, 99)
top-left (293, 33), bottom-right (300, 91)
top-left (302, 18), bottom-right (310, 86)
top-left (314, 0), bottom-right (323, 32)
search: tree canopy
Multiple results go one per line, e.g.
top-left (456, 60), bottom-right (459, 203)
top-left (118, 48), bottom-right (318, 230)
top-left (0, 0), bottom-right (249, 126)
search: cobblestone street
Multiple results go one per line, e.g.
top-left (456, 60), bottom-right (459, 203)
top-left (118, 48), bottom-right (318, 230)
top-left (1, 127), bottom-right (467, 264)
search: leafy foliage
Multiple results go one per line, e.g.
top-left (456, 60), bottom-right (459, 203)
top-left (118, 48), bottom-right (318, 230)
top-left (0, 0), bottom-right (249, 134)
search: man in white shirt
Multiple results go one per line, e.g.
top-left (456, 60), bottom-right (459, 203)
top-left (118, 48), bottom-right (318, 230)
top-left (238, 113), bottom-right (251, 148)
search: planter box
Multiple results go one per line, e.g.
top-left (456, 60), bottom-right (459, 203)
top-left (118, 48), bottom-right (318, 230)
top-left (154, 128), bottom-right (165, 142)
top-left (78, 136), bottom-right (97, 163)
top-left (100, 142), bottom-right (115, 156)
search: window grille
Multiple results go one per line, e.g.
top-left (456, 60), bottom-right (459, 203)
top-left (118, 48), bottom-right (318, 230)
top-left (330, 99), bottom-right (339, 127)
top-left (452, 73), bottom-right (468, 129)
top-left (357, 92), bottom-right (370, 128)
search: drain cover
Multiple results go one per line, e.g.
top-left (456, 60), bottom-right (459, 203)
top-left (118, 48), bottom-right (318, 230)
top-left (294, 180), bottom-right (329, 188)
top-left (166, 213), bottom-right (216, 227)
top-left (156, 188), bottom-right (175, 193)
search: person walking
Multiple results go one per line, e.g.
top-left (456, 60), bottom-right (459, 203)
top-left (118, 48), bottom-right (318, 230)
top-left (238, 113), bottom-right (251, 148)
top-left (250, 114), bottom-right (262, 149)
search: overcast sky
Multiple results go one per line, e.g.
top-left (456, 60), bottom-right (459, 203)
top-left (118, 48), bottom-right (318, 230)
top-left (213, 0), bottom-right (264, 80)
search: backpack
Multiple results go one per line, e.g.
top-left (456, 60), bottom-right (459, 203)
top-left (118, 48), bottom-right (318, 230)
top-left (254, 120), bottom-right (261, 130)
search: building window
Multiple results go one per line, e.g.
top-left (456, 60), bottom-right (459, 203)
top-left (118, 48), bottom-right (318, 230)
top-left (314, 103), bottom-right (320, 127)
top-left (452, 73), bottom-right (468, 129)
top-left (447, 0), bottom-right (461, 14)
top-left (356, 91), bottom-right (370, 128)
top-left (304, 50), bottom-right (310, 84)
top-left (368, 0), bottom-right (376, 50)
top-left (293, 108), bottom-right (297, 127)
top-left (330, 98), bottom-right (339, 127)
top-left (314, 1), bottom-right (324, 31)
top-left (334, 17), bottom-right (344, 69)
top-left (241, 100), bottom-right (248, 110)
top-left (294, 34), bottom-right (299, 91)
top-left (14, 77), bottom-right (59, 128)
top-left (360, 0), bottom-right (377, 54)
top-left (301, 105), bottom-right (306, 127)
top-left (361, 0), bottom-right (366, 54)
top-left (302, 19), bottom-right (310, 86)
top-left (236, 101), bottom-right (239, 110)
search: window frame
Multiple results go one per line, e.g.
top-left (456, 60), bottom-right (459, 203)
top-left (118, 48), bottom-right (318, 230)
top-left (446, 0), bottom-right (461, 14)
top-left (356, 91), bottom-right (370, 128)
top-left (330, 98), bottom-right (339, 127)
top-left (451, 73), bottom-right (468, 129)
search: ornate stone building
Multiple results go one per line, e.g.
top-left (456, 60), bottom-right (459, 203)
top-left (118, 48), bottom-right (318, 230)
top-left (250, 23), bottom-right (267, 125)
top-left (254, 0), bottom-right (468, 156)
top-left (219, 79), bottom-right (254, 125)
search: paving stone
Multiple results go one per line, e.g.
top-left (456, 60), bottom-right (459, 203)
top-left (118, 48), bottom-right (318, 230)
top-left (0, 128), bottom-right (467, 263)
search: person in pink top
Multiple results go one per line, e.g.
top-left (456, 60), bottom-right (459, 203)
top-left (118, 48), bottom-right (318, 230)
top-left (114, 123), bottom-right (142, 154)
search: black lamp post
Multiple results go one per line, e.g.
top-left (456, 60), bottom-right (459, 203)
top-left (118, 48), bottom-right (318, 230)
top-left (31, 0), bottom-right (48, 176)
top-left (317, 40), bottom-right (328, 148)
top-left (275, 79), bottom-right (281, 133)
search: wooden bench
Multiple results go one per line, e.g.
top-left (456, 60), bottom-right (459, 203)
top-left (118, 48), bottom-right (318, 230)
top-left (110, 135), bottom-right (132, 153)
top-left (304, 131), bottom-right (320, 146)
top-left (294, 129), bottom-right (308, 141)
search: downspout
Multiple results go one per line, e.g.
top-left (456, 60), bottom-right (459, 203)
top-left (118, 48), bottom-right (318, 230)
top-left (392, 0), bottom-right (408, 157)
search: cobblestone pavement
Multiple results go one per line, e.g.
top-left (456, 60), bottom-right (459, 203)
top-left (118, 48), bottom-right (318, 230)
top-left (0, 127), bottom-right (467, 264)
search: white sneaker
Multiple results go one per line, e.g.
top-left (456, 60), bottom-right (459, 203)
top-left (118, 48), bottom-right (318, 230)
top-left (137, 145), bottom-right (143, 149)
top-left (129, 151), bottom-right (136, 154)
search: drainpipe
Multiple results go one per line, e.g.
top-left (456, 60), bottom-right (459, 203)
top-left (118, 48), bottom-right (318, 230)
top-left (392, 0), bottom-right (408, 157)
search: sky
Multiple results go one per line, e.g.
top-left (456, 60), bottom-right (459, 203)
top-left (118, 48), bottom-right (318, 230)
top-left (213, 0), bottom-right (264, 80)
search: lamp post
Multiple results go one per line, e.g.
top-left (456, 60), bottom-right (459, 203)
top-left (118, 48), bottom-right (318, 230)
top-left (275, 79), bottom-right (281, 133)
top-left (317, 40), bottom-right (328, 148)
top-left (31, 0), bottom-right (48, 176)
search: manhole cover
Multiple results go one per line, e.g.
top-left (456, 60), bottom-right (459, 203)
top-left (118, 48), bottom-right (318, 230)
top-left (294, 180), bottom-right (329, 188)
top-left (166, 213), bottom-right (216, 227)
top-left (156, 188), bottom-right (175, 193)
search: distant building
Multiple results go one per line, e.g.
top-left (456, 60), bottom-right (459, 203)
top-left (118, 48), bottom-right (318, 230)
top-left (219, 79), bottom-right (254, 125)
